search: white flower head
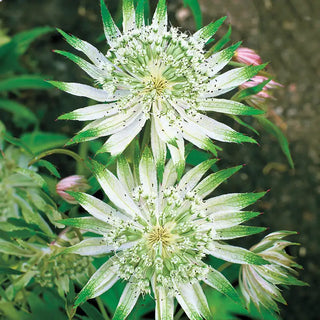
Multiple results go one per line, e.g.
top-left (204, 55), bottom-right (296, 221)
top-left (59, 151), bottom-right (271, 319)
top-left (51, 0), bottom-right (265, 176)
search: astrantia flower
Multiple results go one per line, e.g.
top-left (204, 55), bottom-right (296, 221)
top-left (239, 231), bottom-right (306, 312)
top-left (59, 151), bottom-right (271, 319)
top-left (51, 0), bottom-right (265, 175)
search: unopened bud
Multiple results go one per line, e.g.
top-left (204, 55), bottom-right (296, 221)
top-left (234, 47), bottom-right (263, 66)
top-left (56, 175), bottom-right (90, 203)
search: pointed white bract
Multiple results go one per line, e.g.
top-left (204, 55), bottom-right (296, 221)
top-left (239, 231), bottom-right (306, 312)
top-left (54, 0), bottom-right (265, 172)
top-left (62, 151), bottom-right (272, 319)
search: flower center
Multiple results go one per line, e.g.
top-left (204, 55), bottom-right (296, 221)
top-left (144, 74), bottom-right (168, 96)
top-left (147, 225), bottom-right (174, 247)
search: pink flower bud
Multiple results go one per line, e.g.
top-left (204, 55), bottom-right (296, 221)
top-left (234, 47), bottom-right (263, 66)
top-left (240, 75), bottom-right (283, 106)
top-left (56, 175), bottom-right (90, 204)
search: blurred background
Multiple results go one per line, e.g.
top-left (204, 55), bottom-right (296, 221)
top-left (0, 0), bottom-right (319, 319)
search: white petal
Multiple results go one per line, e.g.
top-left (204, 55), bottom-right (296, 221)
top-left (203, 65), bottom-right (265, 98)
top-left (151, 118), bottom-right (167, 180)
top-left (59, 103), bottom-right (119, 121)
top-left (152, 282), bottom-right (174, 320)
top-left (49, 81), bottom-right (126, 102)
top-left (113, 281), bottom-right (141, 320)
top-left (122, 0), bottom-right (136, 33)
top-left (69, 192), bottom-right (131, 224)
top-left (117, 156), bottom-right (135, 194)
top-left (98, 112), bottom-right (147, 155)
top-left (177, 158), bottom-right (216, 198)
top-left (91, 161), bottom-right (143, 220)
top-left (139, 147), bottom-right (157, 197)
top-left (75, 257), bottom-right (119, 306)
top-left (57, 28), bottom-right (112, 68)
top-left (151, 0), bottom-right (167, 34)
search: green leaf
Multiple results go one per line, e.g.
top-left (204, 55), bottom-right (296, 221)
top-left (0, 267), bottom-right (23, 275)
top-left (0, 98), bottom-right (37, 127)
top-left (80, 302), bottom-right (105, 320)
top-left (255, 115), bottom-right (294, 168)
top-left (3, 132), bottom-right (33, 155)
top-left (183, 0), bottom-right (203, 30)
top-left (0, 75), bottom-right (52, 92)
top-left (231, 115), bottom-right (259, 136)
top-left (14, 168), bottom-right (48, 190)
top-left (0, 239), bottom-right (33, 257)
top-left (0, 26), bottom-right (53, 73)
top-left (20, 132), bottom-right (68, 154)
top-left (36, 159), bottom-right (61, 178)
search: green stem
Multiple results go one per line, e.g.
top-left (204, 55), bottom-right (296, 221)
top-left (96, 296), bottom-right (110, 320)
top-left (28, 148), bottom-right (84, 166)
top-left (217, 262), bottom-right (232, 272)
top-left (174, 308), bottom-right (185, 320)
top-left (77, 142), bottom-right (89, 175)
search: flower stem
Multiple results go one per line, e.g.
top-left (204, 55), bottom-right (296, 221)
top-left (96, 296), bottom-right (110, 320)
top-left (28, 148), bottom-right (84, 166)
top-left (174, 308), bottom-right (185, 320)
